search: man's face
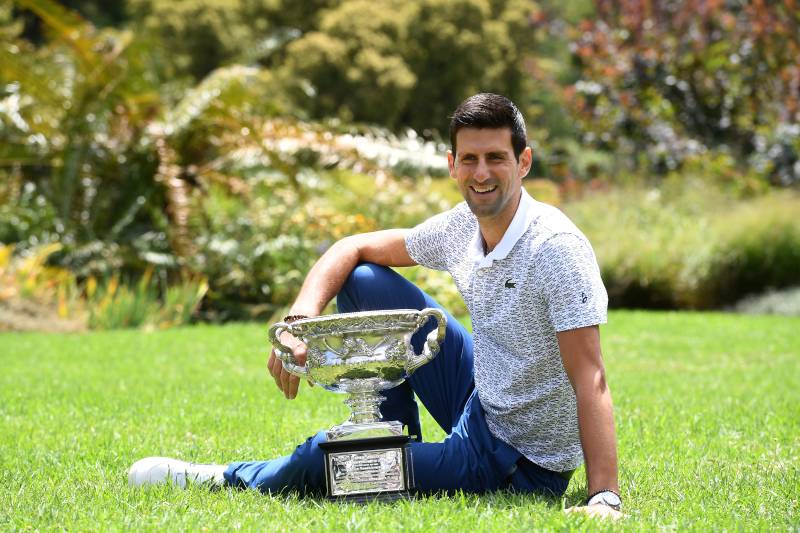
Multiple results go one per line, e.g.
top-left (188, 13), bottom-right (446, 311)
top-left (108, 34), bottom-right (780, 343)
top-left (448, 128), bottom-right (532, 220)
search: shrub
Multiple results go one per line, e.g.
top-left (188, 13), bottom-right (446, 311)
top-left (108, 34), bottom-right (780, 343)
top-left (0, 243), bottom-right (84, 331)
top-left (0, 243), bottom-right (206, 331)
top-left (398, 266), bottom-right (467, 318)
top-left (193, 168), bottom-right (454, 320)
top-left (699, 195), bottom-right (800, 307)
top-left (86, 267), bottom-right (207, 330)
top-left (565, 187), bottom-right (800, 309)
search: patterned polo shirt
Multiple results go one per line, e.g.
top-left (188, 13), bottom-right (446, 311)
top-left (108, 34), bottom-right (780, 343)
top-left (405, 189), bottom-right (608, 471)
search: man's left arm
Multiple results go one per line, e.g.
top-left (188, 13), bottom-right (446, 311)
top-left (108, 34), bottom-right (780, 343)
top-left (557, 325), bottom-right (622, 519)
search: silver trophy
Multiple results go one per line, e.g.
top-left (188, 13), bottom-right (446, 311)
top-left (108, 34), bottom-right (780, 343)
top-left (268, 308), bottom-right (446, 501)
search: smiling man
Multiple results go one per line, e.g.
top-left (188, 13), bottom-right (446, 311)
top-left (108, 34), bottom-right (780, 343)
top-left (129, 93), bottom-right (622, 518)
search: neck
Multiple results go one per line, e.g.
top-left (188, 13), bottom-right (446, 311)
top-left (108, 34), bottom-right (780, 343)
top-left (478, 190), bottom-right (522, 253)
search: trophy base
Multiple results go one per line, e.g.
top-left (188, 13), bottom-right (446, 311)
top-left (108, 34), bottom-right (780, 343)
top-left (319, 435), bottom-right (413, 502)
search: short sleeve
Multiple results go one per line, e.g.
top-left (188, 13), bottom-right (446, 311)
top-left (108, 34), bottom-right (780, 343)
top-left (535, 233), bottom-right (608, 332)
top-left (404, 211), bottom-right (451, 271)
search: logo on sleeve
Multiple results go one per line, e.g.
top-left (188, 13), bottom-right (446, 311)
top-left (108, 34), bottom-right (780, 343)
top-left (504, 278), bottom-right (516, 289)
top-left (581, 292), bottom-right (588, 303)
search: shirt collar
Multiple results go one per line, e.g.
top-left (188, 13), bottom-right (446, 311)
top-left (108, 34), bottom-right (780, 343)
top-left (469, 189), bottom-right (539, 268)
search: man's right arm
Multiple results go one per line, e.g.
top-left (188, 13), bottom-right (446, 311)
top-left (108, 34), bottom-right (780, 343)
top-left (267, 229), bottom-right (416, 399)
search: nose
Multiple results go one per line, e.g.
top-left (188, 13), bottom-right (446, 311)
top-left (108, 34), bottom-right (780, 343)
top-left (474, 157), bottom-right (490, 182)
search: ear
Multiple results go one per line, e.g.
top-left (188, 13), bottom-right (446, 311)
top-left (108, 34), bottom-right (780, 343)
top-left (447, 150), bottom-right (456, 179)
top-left (518, 146), bottom-right (533, 178)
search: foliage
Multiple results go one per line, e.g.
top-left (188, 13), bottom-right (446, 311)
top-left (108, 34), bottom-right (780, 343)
top-left (0, 242), bottom-right (82, 326)
top-left (0, 242), bottom-right (207, 330)
top-left (0, 0), bottom-right (169, 276)
top-left (397, 265), bottom-right (467, 318)
top-left (1, 313), bottom-right (798, 530)
top-left (118, 0), bottom-right (544, 134)
top-left (3, 0), bottom-right (800, 323)
top-left (280, 0), bottom-right (539, 133)
top-left (2, 0), bottom-right (461, 320)
top-left (699, 194), bottom-right (800, 307)
top-left (126, 0), bottom-right (332, 79)
top-left (559, 0), bottom-right (800, 185)
top-left (193, 165), bottom-right (453, 320)
top-left (86, 267), bottom-right (208, 330)
top-left (565, 186), bottom-right (800, 309)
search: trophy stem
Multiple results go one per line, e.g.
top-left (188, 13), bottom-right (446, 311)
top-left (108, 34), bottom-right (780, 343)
top-left (344, 392), bottom-right (383, 424)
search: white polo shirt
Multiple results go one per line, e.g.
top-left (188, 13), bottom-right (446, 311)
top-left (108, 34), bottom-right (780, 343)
top-left (405, 189), bottom-right (608, 471)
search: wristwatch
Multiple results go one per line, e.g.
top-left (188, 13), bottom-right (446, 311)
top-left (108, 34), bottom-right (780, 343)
top-left (586, 489), bottom-right (622, 511)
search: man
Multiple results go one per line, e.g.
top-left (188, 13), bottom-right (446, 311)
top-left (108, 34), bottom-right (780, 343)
top-left (129, 93), bottom-right (622, 518)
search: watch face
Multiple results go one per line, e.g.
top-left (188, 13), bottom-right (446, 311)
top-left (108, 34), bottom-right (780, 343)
top-left (602, 492), bottom-right (621, 507)
top-left (589, 491), bottom-right (622, 509)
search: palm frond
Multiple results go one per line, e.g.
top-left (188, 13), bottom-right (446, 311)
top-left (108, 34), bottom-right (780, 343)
top-left (162, 65), bottom-right (261, 137)
top-left (14, 0), bottom-right (97, 67)
top-left (152, 130), bottom-right (195, 259)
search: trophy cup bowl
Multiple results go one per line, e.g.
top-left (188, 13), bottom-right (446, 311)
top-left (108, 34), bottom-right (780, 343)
top-left (268, 308), bottom-right (447, 439)
top-left (268, 308), bottom-right (447, 500)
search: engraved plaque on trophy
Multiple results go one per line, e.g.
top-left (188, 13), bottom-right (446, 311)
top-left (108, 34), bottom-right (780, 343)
top-left (268, 308), bottom-right (446, 502)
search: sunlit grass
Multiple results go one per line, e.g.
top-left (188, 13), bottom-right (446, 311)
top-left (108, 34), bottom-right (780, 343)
top-left (1, 311), bottom-right (798, 530)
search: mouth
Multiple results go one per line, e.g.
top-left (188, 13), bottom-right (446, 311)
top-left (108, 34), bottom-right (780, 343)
top-left (470, 185), bottom-right (497, 195)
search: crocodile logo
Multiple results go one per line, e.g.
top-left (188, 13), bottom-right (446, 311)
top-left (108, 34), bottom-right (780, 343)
top-left (504, 278), bottom-right (516, 289)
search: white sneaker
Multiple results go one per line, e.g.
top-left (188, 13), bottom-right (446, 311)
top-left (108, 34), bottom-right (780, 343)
top-left (128, 457), bottom-right (227, 488)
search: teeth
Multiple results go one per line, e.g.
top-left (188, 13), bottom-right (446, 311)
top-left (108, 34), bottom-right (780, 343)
top-left (472, 186), bottom-right (496, 193)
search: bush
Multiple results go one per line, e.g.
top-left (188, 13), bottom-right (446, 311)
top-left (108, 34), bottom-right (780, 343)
top-left (193, 168), bottom-right (454, 320)
top-left (700, 196), bottom-right (800, 307)
top-left (0, 243), bottom-right (205, 330)
top-left (279, 0), bottom-right (538, 133)
top-left (562, 1), bottom-right (800, 185)
top-left (565, 187), bottom-right (800, 309)
top-left (398, 266), bottom-right (467, 318)
top-left (86, 268), bottom-right (207, 330)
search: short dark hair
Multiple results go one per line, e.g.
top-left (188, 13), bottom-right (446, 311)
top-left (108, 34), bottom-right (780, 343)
top-left (449, 93), bottom-right (527, 160)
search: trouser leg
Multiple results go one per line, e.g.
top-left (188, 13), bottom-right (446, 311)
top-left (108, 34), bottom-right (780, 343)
top-left (223, 399), bottom-right (569, 496)
top-left (408, 390), bottom-right (570, 496)
top-left (224, 431), bottom-right (328, 495)
top-left (336, 263), bottom-right (475, 436)
top-left (408, 390), bottom-right (520, 493)
top-left (225, 263), bottom-right (475, 494)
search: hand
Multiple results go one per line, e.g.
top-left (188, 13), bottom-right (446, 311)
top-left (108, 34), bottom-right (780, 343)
top-left (564, 504), bottom-right (625, 520)
top-left (267, 331), bottom-right (311, 400)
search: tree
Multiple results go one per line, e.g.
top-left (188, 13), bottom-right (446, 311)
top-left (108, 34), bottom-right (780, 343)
top-left (280, 0), bottom-right (542, 134)
top-left (562, 0), bottom-right (800, 184)
top-left (126, 0), bottom-right (335, 80)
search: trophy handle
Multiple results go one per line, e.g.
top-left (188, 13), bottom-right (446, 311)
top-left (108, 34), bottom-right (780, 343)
top-left (267, 322), bottom-right (309, 377)
top-left (406, 307), bottom-right (447, 374)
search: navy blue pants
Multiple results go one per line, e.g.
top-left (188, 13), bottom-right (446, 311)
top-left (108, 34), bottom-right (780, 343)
top-left (224, 264), bottom-right (571, 496)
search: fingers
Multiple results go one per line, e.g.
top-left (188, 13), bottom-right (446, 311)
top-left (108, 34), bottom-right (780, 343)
top-left (564, 505), bottom-right (624, 520)
top-left (282, 343), bottom-right (307, 399)
top-left (280, 368), bottom-right (300, 399)
top-left (269, 348), bottom-right (292, 396)
top-left (267, 350), bottom-right (282, 390)
top-left (268, 345), bottom-right (306, 399)
top-left (293, 343), bottom-right (307, 365)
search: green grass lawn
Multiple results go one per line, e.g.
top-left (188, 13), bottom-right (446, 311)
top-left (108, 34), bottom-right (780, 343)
top-left (1, 311), bottom-right (798, 531)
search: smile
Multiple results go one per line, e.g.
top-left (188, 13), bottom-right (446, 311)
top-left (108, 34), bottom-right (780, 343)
top-left (470, 185), bottom-right (497, 194)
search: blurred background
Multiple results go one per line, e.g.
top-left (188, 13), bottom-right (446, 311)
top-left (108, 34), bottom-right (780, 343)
top-left (1, 0), bottom-right (798, 332)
